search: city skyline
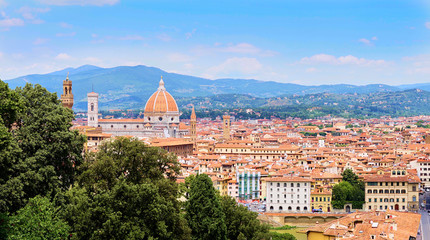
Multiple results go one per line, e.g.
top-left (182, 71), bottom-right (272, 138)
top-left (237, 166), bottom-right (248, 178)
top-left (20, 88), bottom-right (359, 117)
top-left (0, 0), bottom-right (430, 85)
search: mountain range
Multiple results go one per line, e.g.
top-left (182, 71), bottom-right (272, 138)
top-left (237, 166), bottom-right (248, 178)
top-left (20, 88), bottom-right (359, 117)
top-left (3, 64), bottom-right (430, 111)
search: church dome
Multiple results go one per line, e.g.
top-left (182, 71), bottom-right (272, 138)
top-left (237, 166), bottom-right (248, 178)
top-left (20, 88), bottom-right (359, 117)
top-left (144, 77), bottom-right (179, 113)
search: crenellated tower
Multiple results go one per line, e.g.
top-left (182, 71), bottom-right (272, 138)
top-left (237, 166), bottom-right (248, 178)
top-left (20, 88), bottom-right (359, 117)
top-left (61, 73), bottom-right (74, 109)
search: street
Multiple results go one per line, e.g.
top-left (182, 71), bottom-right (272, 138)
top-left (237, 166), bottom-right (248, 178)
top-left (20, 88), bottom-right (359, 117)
top-left (419, 191), bottom-right (430, 240)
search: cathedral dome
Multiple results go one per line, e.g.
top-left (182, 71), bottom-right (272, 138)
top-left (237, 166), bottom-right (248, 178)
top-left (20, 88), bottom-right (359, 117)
top-left (144, 77), bottom-right (179, 113)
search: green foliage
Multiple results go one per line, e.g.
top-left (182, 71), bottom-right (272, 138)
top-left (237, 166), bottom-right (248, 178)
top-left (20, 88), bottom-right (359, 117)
top-left (0, 212), bottom-right (10, 240)
top-left (185, 174), bottom-right (227, 240)
top-left (268, 231), bottom-right (296, 240)
top-left (271, 225), bottom-right (296, 230)
top-left (0, 83), bottom-right (85, 213)
top-left (59, 180), bottom-right (190, 240)
top-left (78, 137), bottom-right (180, 191)
top-left (58, 137), bottom-right (190, 240)
top-left (342, 169), bottom-right (359, 185)
top-left (9, 196), bottom-right (70, 240)
top-left (299, 132), bottom-right (318, 137)
top-left (220, 195), bottom-right (270, 240)
top-left (333, 170), bottom-right (365, 209)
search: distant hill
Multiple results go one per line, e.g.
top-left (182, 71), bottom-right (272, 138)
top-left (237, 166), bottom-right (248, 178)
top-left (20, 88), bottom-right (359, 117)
top-left (4, 65), bottom-right (403, 111)
top-left (179, 89), bottom-right (430, 119)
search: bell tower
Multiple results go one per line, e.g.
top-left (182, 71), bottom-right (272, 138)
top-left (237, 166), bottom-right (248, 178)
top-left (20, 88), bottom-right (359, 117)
top-left (87, 91), bottom-right (99, 127)
top-left (223, 115), bottom-right (231, 140)
top-left (190, 106), bottom-right (197, 146)
top-left (61, 73), bottom-right (74, 109)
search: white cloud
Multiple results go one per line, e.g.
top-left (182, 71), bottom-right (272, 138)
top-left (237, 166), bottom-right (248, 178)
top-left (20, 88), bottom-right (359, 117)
top-left (33, 38), bottom-right (49, 45)
top-left (358, 38), bottom-right (371, 45)
top-left (300, 54), bottom-right (386, 66)
top-left (0, 18), bottom-right (24, 27)
top-left (38, 0), bottom-right (119, 6)
top-left (205, 57), bottom-right (263, 78)
top-left (358, 36), bottom-right (377, 46)
top-left (426, 22), bottom-right (430, 29)
top-left (306, 67), bottom-right (317, 72)
top-left (18, 6), bottom-right (50, 23)
top-left (55, 53), bottom-right (71, 60)
top-left (59, 22), bottom-right (72, 28)
top-left (185, 28), bottom-right (196, 39)
top-left (0, 52), bottom-right (3, 58)
top-left (119, 35), bottom-right (145, 41)
top-left (157, 33), bottom-right (171, 42)
top-left (56, 32), bottom-right (76, 37)
top-left (0, 0), bottom-right (6, 8)
top-left (403, 54), bottom-right (430, 74)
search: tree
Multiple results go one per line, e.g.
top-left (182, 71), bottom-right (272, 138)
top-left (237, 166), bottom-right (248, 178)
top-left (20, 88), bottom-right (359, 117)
top-left (0, 83), bottom-right (85, 213)
top-left (220, 195), bottom-right (270, 240)
top-left (58, 137), bottom-right (191, 240)
top-left (333, 170), bottom-right (365, 209)
top-left (332, 181), bottom-right (354, 209)
top-left (78, 137), bottom-right (180, 191)
top-left (0, 212), bottom-right (9, 240)
top-left (342, 169), bottom-right (359, 186)
top-left (8, 196), bottom-right (70, 240)
top-left (185, 174), bottom-right (227, 240)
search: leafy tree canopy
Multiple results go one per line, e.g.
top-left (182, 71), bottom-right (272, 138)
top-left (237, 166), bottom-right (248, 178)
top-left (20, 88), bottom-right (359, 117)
top-left (9, 196), bottom-right (70, 240)
top-left (0, 82), bottom-right (85, 213)
top-left (185, 174), bottom-right (227, 240)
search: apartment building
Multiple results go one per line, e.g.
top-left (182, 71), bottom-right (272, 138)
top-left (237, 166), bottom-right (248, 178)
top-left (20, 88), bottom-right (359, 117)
top-left (237, 171), bottom-right (261, 200)
top-left (410, 159), bottom-right (430, 188)
top-left (363, 168), bottom-right (420, 211)
top-left (266, 176), bottom-right (311, 212)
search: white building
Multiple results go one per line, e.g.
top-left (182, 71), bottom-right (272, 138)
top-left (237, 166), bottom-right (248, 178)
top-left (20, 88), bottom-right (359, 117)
top-left (266, 176), bottom-right (311, 212)
top-left (410, 159), bottom-right (429, 188)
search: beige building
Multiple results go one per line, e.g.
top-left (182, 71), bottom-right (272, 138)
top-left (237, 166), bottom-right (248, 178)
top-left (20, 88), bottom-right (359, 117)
top-left (364, 168), bottom-right (420, 211)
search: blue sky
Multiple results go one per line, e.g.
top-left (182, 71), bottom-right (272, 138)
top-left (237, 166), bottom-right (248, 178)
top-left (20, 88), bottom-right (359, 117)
top-left (0, 0), bottom-right (430, 85)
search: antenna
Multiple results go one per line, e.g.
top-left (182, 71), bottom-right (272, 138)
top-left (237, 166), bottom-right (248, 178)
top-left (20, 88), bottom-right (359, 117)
top-left (92, 83), bottom-right (94, 92)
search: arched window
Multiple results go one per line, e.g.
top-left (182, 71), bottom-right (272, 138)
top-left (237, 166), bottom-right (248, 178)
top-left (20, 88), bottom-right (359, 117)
top-left (91, 103), bottom-right (94, 112)
top-left (412, 196), bottom-right (417, 202)
top-left (270, 206), bottom-right (274, 210)
top-left (65, 87), bottom-right (68, 94)
top-left (304, 206), bottom-right (308, 211)
top-left (288, 206), bottom-right (292, 211)
top-left (279, 206), bottom-right (283, 211)
top-left (373, 190), bottom-right (378, 194)
top-left (368, 190), bottom-right (372, 194)
top-left (296, 206), bottom-right (300, 211)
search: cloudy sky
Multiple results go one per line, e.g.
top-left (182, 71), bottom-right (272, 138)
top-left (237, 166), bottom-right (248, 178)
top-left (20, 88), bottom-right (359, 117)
top-left (0, 0), bottom-right (430, 85)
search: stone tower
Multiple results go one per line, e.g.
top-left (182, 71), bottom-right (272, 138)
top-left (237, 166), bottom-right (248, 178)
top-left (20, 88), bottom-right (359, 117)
top-left (61, 73), bottom-right (73, 109)
top-left (87, 91), bottom-right (99, 127)
top-left (190, 106), bottom-right (197, 146)
top-left (223, 115), bottom-right (231, 140)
